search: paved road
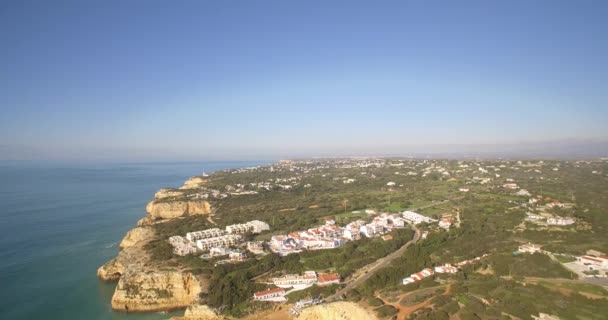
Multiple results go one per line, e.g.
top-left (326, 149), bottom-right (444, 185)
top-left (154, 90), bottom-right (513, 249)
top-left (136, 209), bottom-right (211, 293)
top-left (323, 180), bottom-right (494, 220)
top-left (327, 225), bottom-right (421, 302)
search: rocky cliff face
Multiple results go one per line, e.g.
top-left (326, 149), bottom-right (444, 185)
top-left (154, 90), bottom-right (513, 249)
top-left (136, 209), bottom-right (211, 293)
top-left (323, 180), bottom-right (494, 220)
top-left (155, 188), bottom-right (185, 200)
top-left (112, 271), bottom-right (202, 312)
top-left (97, 257), bottom-right (125, 281)
top-left (146, 200), bottom-right (211, 220)
top-left (180, 176), bottom-right (207, 190)
top-left (99, 176), bottom-right (213, 313)
top-left (120, 227), bottom-right (155, 249)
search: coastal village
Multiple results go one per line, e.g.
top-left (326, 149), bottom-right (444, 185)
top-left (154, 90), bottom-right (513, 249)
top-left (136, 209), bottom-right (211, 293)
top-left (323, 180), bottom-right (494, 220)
top-left (97, 158), bottom-right (608, 320)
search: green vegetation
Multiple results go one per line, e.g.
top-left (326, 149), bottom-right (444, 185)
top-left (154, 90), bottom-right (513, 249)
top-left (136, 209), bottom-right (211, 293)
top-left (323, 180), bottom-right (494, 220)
top-left (374, 305), bottom-right (398, 318)
top-left (139, 159), bottom-right (608, 318)
top-left (285, 284), bottom-right (339, 303)
top-left (487, 253), bottom-right (577, 279)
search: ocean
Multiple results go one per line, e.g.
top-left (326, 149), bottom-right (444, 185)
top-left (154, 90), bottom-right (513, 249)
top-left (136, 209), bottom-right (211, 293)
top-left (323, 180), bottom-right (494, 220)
top-left (0, 161), bottom-right (268, 320)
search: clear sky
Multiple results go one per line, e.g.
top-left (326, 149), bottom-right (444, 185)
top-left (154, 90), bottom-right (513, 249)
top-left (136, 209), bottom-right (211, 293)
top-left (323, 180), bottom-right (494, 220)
top-left (1, 1), bottom-right (607, 160)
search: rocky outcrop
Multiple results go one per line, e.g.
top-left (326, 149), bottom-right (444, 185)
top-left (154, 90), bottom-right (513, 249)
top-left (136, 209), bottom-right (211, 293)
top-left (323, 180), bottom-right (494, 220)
top-left (169, 305), bottom-right (225, 320)
top-left (146, 200), bottom-right (211, 220)
top-left (179, 177), bottom-right (207, 190)
top-left (112, 271), bottom-right (202, 312)
top-left (97, 257), bottom-right (125, 281)
top-left (155, 188), bottom-right (185, 200)
top-left (119, 227), bottom-right (155, 249)
top-left (137, 216), bottom-right (154, 226)
top-left (298, 302), bottom-right (377, 320)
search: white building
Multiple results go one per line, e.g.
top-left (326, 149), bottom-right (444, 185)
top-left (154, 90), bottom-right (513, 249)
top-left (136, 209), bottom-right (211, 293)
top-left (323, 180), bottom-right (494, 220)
top-left (434, 264), bottom-right (458, 273)
top-left (518, 243), bottom-right (542, 254)
top-left (210, 247), bottom-right (228, 257)
top-left (360, 224), bottom-right (377, 238)
top-left (246, 241), bottom-right (265, 254)
top-left (391, 217), bottom-right (406, 228)
top-left (228, 250), bottom-right (247, 261)
top-left (186, 228), bottom-right (225, 241)
top-left (402, 211), bottom-right (437, 225)
top-left (547, 217), bottom-right (575, 226)
top-left (576, 256), bottom-right (608, 269)
top-left (196, 234), bottom-right (242, 251)
top-left (168, 236), bottom-right (199, 256)
top-left (253, 287), bottom-right (286, 302)
top-left (272, 271), bottom-right (317, 289)
top-left (226, 220), bottom-right (270, 234)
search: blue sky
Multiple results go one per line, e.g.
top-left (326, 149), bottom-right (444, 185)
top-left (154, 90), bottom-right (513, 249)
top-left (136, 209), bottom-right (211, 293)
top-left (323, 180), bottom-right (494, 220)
top-left (1, 1), bottom-right (607, 160)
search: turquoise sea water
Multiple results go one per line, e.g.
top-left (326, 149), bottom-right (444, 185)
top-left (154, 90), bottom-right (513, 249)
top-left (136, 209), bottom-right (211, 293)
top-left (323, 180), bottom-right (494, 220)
top-left (0, 161), bottom-right (267, 320)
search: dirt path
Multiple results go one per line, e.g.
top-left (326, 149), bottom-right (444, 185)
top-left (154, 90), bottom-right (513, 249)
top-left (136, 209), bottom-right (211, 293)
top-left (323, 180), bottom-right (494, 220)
top-left (375, 284), bottom-right (452, 319)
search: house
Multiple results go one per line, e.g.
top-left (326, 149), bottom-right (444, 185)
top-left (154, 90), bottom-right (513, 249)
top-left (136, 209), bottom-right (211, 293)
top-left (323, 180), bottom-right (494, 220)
top-left (503, 183), bottom-right (519, 190)
top-left (404, 268), bottom-right (435, 284)
top-left (382, 234), bottom-right (393, 241)
top-left (272, 271), bottom-right (317, 289)
top-left (342, 228), bottom-right (360, 241)
top-left (518, 243), bottom-right (542, 253)
top-left (402, 211), bottom-right (437, 225)
top-left (386, 181), bottom-right (396, 186)
top-left (547, 217), bottom-right (575, 226)
top-left (228, 250), bottom-right (247, 261)
top-left (525, 214), bottom-right (544, 221)
top-left (186, 228), bottom-right (225, 241)
top-left (246, 241), bottom-right (264, 254)
top-left (459, 188), bottom-right (470, 192)
top-left (360, 224), bottom-right (377, 238)
top-left (439, 218), bottom-right (452, 230)
top-left (391, 217), bottom-right (406, 228)
top-left (253, 287), bottom-right (286, 302)
top-left (196, 234), bottom-right (242, 251)
top-left (434, 264), bottom-right (459, 273)
top-left (168, 236), bottom-right (199, 256)
top-left (317, 273), bottom-right (341, 286)
top-left (577, 256), bottom-right (608, 269)
top-left (209, 247), bottom-right (228, 257)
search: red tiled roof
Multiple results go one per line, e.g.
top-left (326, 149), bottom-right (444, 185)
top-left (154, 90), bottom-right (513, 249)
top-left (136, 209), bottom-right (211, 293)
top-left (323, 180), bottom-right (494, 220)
top-left (254, 287), bottom-right (285, 297)
top-left (582, 256), bottom-right (603, 263)
top-left (318, 273), bottom-right (341, 283)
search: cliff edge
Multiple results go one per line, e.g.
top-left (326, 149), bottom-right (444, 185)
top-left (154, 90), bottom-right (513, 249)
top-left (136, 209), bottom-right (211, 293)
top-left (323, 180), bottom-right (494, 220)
top-left (98, 175), bottom-right (211, 312)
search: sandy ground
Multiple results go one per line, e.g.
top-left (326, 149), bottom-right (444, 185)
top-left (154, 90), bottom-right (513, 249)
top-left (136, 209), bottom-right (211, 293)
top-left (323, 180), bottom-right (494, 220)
top-left (242, 305), bottom-right (292, 320)
top-left (375, 284), bottom-right (452, 320)
top-left (298, 302), bottom-right (378, 320)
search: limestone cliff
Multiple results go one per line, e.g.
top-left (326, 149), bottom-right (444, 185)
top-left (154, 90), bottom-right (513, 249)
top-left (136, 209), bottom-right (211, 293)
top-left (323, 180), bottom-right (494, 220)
top-left (99, 175), bottom-right (213, 313)
top-left (120, 227), bottom-right (155, 249)
top-left (155, 188), bottom-right (185, 200)
top-left (146, 199), bottom-right (211, 220)
top-left (112, 271), bottom-right (202, 312)
top-left (180, 176), bottom-right (207, 190)
top-left (97, 257), bottom-right (125, 281)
